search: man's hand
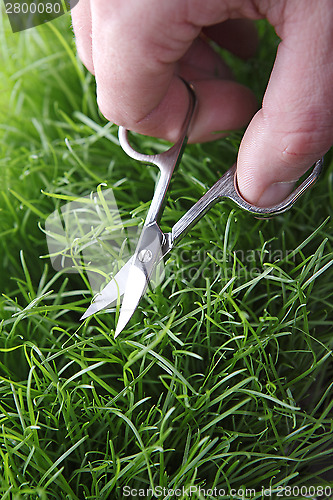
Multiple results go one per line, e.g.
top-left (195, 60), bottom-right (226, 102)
top-left (71, 0), bottom-right (333, 205)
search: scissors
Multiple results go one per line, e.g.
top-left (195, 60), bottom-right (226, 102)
top-left (80, 83), bottom-right (323, 336)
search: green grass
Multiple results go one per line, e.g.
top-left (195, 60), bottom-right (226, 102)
top-left (1, 11), bottom-right (333, 500)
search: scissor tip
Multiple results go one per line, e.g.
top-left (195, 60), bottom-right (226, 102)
top-left (114, 312), bottom-right (132, 338)
top-left (80, 304), bottom-right (98, 321)
top-left (114, 323), bottom-right (124, 338)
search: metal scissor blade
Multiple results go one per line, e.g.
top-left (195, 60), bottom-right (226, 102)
top-left (80, 256), bottom-right (134, 320)
top-left (114, 264), bottom-right (148, 337)
top-left (114, 222), bottom-right (165, 336)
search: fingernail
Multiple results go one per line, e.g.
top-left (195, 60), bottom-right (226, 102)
top-left (257, 181), bottom-right (295, 207)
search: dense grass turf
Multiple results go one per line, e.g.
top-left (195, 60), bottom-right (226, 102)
top-left (1, 11), bottom-right (333, 500)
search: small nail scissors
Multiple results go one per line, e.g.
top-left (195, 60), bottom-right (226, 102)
top-left (81, 83), bottom-right (323, 336)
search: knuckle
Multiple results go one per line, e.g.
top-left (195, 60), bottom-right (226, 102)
top-left (276, 108), bottom-right (333, 170)
top-left (280, 127), bottom-right (332, 166)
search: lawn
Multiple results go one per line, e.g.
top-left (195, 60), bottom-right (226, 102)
top-left (0, 10), bottom-right (333, 500)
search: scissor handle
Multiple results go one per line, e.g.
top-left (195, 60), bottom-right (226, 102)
top-left (171, 158), bottom-right (324, 244)
top-left (118, 82), bottom-right (196, 225)
top-left (231, 159), bottom-right (323, 214)
top-left (117, 81), bottom-right (323, 246)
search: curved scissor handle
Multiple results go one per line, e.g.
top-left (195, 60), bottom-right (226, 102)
top-left (170, 158), bottom-right (324, 244)
top-left (118, 82), bottom-right (197, 226)
top-left (117, 81), bottom-right (324, 244)
top-left (231, 158), bottom-right (323, 216)
top-left (118, 82), bottom-right (196, 174)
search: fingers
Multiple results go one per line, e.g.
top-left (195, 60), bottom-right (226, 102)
top-left (89, 0), bottom-right (197, 136)
top-left (177, 36), bottom-right (234, 82)
top-left (170, 37), bottom-right (259, 143)
top-left (203, 19), bottom-right (258, 60)
top-left (237, 0), bottom-right (333, 205)
top-left (71, 0), bottom-right (259, 141)
top-left (70, 0), bottom-right (94, 74)
top-left (185, 80), bottom-right (257, 143)
top-left (71, 0), bottom-right (333, 207)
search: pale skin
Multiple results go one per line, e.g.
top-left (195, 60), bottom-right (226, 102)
top-left (71, 0), bottom-right (333, 206)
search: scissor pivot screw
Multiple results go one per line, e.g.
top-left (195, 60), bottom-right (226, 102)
top-left (138, 249), bottom-right (153, 263)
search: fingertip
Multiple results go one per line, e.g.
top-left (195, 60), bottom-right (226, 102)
top-left (236, 109), bottom-right (330, 207)
top-left (236, 110), bottom-right (298, 206)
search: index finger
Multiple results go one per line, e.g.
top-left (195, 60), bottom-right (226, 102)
top-left (89, 0), bottom-right (259, 141)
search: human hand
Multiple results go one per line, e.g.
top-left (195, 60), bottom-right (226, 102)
top-left (71, 0), bottom-right (333, 206)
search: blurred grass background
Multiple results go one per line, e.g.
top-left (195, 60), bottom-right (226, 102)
top-left (0, 9), bottom-right (333, 500)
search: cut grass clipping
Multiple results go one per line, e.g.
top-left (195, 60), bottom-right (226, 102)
top-left (1, 12), bottom-right (333, 500)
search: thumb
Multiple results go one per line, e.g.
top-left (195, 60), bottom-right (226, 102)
top-left (236, 4), bottom-right (333, 206)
